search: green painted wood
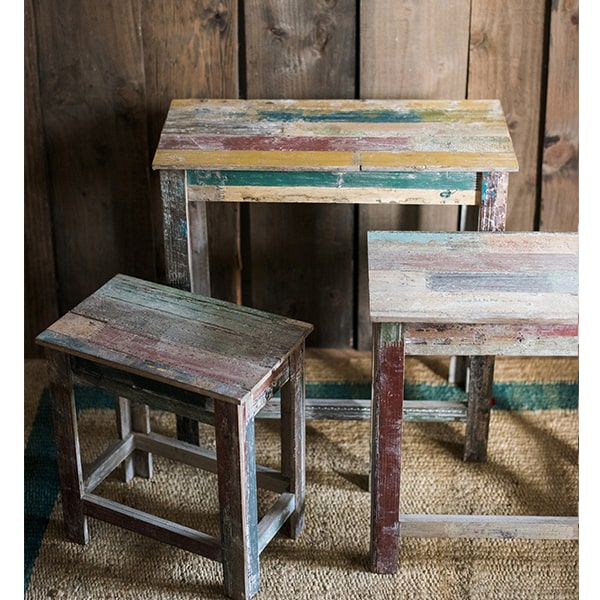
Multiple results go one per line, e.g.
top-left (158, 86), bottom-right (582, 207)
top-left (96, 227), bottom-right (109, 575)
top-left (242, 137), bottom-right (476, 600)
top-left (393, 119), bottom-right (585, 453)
top-left (187, 170), bottom-right (478, 190)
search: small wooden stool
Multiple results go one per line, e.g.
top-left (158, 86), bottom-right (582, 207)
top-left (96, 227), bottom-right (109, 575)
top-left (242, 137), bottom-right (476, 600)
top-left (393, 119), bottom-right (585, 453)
top-left (367, 231), bottom-right (578, 574)
top-left (36, 274), bottom-right (313, 600)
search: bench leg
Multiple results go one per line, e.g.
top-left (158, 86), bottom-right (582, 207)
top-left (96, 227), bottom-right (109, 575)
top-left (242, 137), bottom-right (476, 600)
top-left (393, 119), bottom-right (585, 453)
top-left (370, 323), bottom-right (404, 574)
top-left (46, 349), bottom-right (89, 545)
top-left (116, 397), bottom-right (153, 480)
top-left (280, 343), bottom-right (306, 539)
top-left (215, 401), bottom-right (260, 600)
top-left (464, 355), bottom-right (495, 462)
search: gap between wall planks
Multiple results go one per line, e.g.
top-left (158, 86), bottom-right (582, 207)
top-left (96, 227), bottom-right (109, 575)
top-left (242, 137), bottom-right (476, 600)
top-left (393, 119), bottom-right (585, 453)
top-left (26, 0), bottom-right (579, 358)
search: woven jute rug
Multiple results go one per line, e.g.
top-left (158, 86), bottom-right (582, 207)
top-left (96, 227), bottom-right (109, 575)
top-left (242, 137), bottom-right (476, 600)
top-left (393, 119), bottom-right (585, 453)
top-left (24, 356), bottom-right (579, 599)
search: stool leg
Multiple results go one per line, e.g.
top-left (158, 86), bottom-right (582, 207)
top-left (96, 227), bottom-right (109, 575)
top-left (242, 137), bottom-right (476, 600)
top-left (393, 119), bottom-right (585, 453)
top-left (116, 397), bottom-right (153, 481)
top-left (214, 401), bottom-right (260, 600)
top-left (464, 355), bottom-right (495, 462)
top-left (46, 349), bottom-right (89, 545)
top-left (280, 343), bottom-right (306, 539)
top-left (370, 323), bottom-right (404, 574)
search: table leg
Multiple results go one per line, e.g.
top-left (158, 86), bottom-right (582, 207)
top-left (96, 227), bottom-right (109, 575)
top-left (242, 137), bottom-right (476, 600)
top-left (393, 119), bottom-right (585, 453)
top-left (370, 323), bottom-right (404, 574)
top-left (161, 170), bottom-right (218, 445)
top-left (479, 171), bottom-right (508, 233)
top-left (459, 171), bottom-right (509, 460)
top-left (215, 401), bottom-right (260, 600)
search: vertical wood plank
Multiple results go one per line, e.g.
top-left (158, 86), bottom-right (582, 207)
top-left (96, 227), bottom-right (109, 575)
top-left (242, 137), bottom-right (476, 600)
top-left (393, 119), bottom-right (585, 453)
top-left (539, 0), bottom-right (579, 232)
top-left (280, 344), bottom-right (306, 539)
top-left (33, 0), bottom-right (154, 312)
top-left (215, 401), bottom-right (260, 599)
top-left (243, 0), bottom-right (356, 349)
top-left (357, 0), bottom-right (471, 350)
top-left (370, 323), bottom-right (404, 574)
top-left (468, 0), bottom-right (547, 231)
top-left (464, 355), bottom-right (494, 462)
top-left (25, 0), bottom-right (59, 357)
top-left (142, 0), bottom-right (241, 303)
top-left (46, 349), bottom-right (89, 545)
top-left (116, 397), bottom-right (153, 480)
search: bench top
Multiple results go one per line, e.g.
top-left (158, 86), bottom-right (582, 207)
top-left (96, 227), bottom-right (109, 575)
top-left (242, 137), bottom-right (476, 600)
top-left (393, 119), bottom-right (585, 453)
top-left (367, 231), bottom-right (578, 325)
top-left (36, 275), bottom-right (313, 405)
top-left (153, 99), bottom-right (518, 173)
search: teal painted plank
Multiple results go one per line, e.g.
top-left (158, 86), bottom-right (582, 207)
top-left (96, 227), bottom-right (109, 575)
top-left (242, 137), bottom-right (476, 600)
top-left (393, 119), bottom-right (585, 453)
top-left (187, 170), bottom-right (477, 190)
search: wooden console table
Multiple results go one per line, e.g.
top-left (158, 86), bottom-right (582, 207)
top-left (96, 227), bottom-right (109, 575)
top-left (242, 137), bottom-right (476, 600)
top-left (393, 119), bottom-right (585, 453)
top-left (152, 99), bottom-right (518, 432)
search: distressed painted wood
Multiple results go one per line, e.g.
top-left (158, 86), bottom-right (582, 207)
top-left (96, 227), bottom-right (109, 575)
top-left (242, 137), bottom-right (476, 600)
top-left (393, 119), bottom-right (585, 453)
top-left (36, 274), bottom-right (312, 600)
top-left (367, 230), bottom-right (579, 574)
top-left (215, 401), bottom-right (260, 599)
top-left (370, 322), bottom-right (405, 574)
top-left (154, 99), bottom-right (518, 173)
top-left (368, 231), bottom-right (578, 325)
top-left (280, 344), bottom-right (306, 539)
top-left (464, 356), bottom-right (494, 462)
top-left (153, 97), bottom-right (516, 354)
top-left (399, 514), bottom-right (578, 540)
top-left (37, 274), bottom-right (312, 405)
top-left (45, 349), bottom-right (89, 545)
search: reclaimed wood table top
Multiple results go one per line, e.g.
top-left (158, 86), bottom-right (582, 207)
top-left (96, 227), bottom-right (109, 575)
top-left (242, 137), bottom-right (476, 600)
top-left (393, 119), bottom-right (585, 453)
top-left (36, 274), bottom-right (313, 404)
top-left (367, 231), bottom-right (578, 325)
top-left (153, 98), bottom-right (518, 174)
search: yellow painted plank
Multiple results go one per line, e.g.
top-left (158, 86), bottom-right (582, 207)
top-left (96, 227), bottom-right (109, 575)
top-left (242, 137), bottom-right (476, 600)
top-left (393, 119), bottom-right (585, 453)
top-left (187, 185), bottom-right (478, 205)
top-left (153, 150), bottom-right (357, 170)
top-left (360, 151), bottom-right (519, 172)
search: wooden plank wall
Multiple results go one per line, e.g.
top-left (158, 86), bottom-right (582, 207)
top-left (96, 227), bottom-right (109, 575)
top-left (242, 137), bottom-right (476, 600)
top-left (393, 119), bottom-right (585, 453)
top-left (25, 0), bottom-right (579, 357)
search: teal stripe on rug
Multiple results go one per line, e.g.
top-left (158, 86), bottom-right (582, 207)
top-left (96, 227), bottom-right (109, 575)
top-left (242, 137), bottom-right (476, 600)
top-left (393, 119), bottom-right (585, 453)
top-left (24, 387), bottom-right (114, 591)
top-left (304, 381), bottom-right (579, 410)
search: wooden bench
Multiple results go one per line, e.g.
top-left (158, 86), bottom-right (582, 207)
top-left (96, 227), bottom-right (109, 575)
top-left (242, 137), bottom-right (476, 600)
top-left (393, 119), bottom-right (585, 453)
top-left (367, 231), bottom-right (578, 574)
top-left (36, 274), bottom-right (313, 600)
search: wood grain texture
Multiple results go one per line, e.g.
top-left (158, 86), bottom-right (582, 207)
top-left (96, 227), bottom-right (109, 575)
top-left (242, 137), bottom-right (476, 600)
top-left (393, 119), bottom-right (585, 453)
top-left (367, 231), bottom-right (578, 325)
top-left (33, 0), bottom-right (154, 311)
top-left (243, 1), bottom-right (356, 349)
top-left (399, 514), bottom-right (578, 540)
top-left (469, 0), bottom-right (546, 231)
top-left (46, 349), bottom-right (89, 545)
top-left (244, 0), bottom-right (356, 99)
top-left (464, 356), bottom-right (494, 462)
top-left (539, 0), bottom-right (579, 232)
top-left (358, 0), bottom-right (472, 349)
top-left (215, 401), bottom-right (260, 599)
top-left (370, 322), bottom-right (404, 574)
top-left (25, 0), bottom-right (59, 357)
top-left (141, 1), bottom-right (241, 302)
top-left (36, 274), bottom-right (313, 404)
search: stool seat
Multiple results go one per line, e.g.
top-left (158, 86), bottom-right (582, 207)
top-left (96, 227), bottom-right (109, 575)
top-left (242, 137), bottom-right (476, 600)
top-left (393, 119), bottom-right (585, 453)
top-left (36, 274), bottom-right (313, 600)
top-left (368, 231), bottom-right (578, 327)
top-left (366, 231), bottom-right (578, 575)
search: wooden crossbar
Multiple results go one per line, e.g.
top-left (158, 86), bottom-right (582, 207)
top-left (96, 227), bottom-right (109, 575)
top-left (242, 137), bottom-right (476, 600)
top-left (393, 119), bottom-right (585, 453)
top-left (82, 493), bottom-right (222, 561)
top-left (399, 514), bottom-right (578, 540)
